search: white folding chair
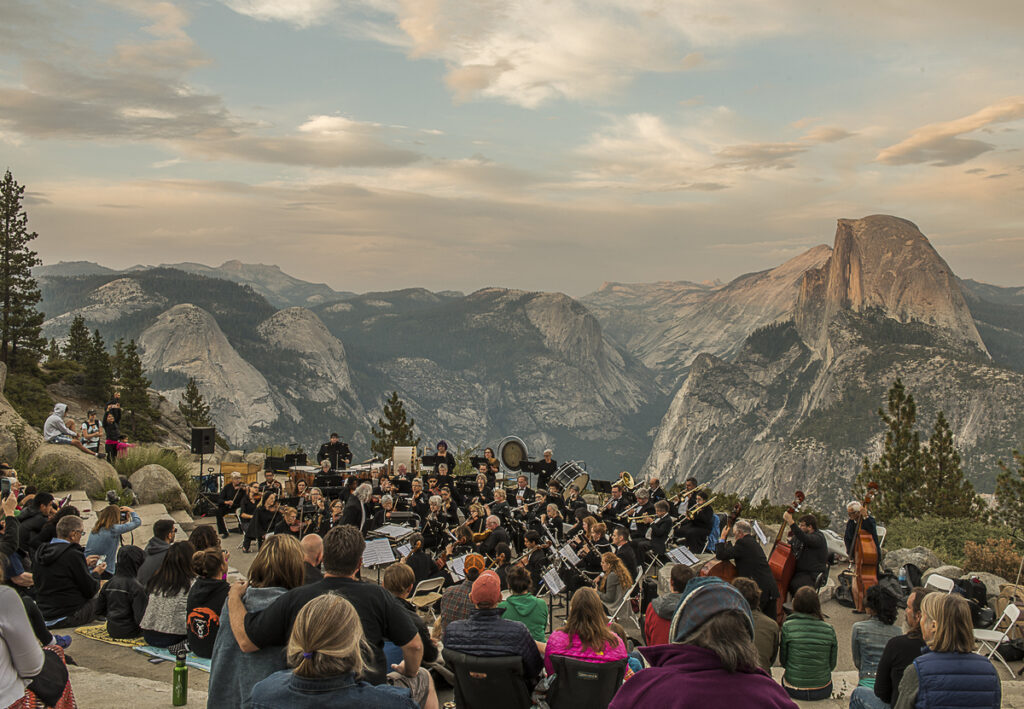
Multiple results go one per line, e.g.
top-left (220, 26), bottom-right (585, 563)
top-left (975, 602), bottom-right (1021, 677)
top-left (875, 524), bottom-right (886, 550)
top-left (409, 577), bottom-right (445, 621)
top-left (924, 574), bottom-right (955, 593)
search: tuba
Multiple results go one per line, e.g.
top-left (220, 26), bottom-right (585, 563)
top-left (614, 471), bottom-right (635, 490)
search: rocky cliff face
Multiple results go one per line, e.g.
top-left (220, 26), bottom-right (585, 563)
top-left (139, 304), bottom-right (279, 444)
top-left (42, 278), bottom-right (167, 339)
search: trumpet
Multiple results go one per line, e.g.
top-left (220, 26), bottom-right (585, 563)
top-left (669, 482), bottom-right (709, 504)
top-left (625, 513), bottom-right (655, 522)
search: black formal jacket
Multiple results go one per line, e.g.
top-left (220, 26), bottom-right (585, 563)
top-left (649, 513), bottom-right (674, 554)
top-left (790, 524), bottom-right (829, 576)
top-left (714, 534), bottom-right (778, 603)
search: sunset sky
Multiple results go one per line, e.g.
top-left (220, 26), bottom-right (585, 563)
top-left (2, 0), bottom-right (1022, 294)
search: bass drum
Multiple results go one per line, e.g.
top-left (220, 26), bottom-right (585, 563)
top-left (551, 461), bottom-right (590, 499)
top-left (497, 436), bottom-right (529, 472)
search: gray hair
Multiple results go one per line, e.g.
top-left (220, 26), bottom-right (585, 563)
top-left (847, 501), bottom-right (862, 513)
top-left (380, 494), bottom-right (393, 506)
top-left (428, 495), bottom-right (442, 507)
top-left (354, 483), bottom-right (373, 503)
top-left (734, 519), bottom-right (753, 536)
top-left (486, 515), bottom-right (499, 527)
top-left (543, 449), bottom-right (553, 456)
top-left (438, 464), bottom-right (449, 473)
top-left (56, 514), bottom-right (84, 539)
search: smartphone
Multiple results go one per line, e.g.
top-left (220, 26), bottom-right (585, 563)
top-left (97, 555), bottom-right (107, 565)
top-left (0, 477), bottom-right (10, 500)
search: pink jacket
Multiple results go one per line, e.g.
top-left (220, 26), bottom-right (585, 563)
top-left (543, 630), bottom-right (627, 675)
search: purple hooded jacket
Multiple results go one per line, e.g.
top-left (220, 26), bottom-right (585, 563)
top-left (609, 644), bottom-right (797, 709)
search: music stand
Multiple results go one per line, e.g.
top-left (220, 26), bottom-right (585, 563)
top-left (469, 456), bottom-right (488, 469)
top-left (591, 480), bottom-right (613, 494)
top-left (421, 455), bottom-right (439, 468)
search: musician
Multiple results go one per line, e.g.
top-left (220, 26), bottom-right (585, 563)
top-left (465, 503), bottom-right (488, 535)
top-left (544, 483), bottom-right (566, 516)
top-left (523, 491), bottom-right (549, 536)
top-left (341, 482), bottom-right (372, 534)
top-left (438, 487), bottom-right (460, 527)
top-left (783, 511), bottom-right (830, 595)
top-left (306, 487), bottom-right (330, 537)
top-left (565, 484), bottom-right (587, 519)
top-left (488, 487), bottom-right (510, 523)
top-left (541, 503), bottom-right (565, 544)
top-left (273, 506), bottom-right (302, 538)
top-left (844, 500), bottom-right (880, 613)
top-left (565, 509), bottom-right (591, 550)
top-left (258, 470), bottom-right (283, 496)
top-left (492, 542), bottom-right (512, 590)
top-left (328, 499), bottom-right (344, 529)
top-left (647, 501), bottom-right (673, 556)
top-left (475, 515), bottom-right (509, 557)
top-left (713, 519), bottom-right (778, 614)
top-left (401, 533), bottom-right (440, 585)
top-left (240, 483), bottom-right (262, 552)
top-left (317, 458), bottom-right (333, 477)
top-left (601, 483), bottom-right (630, 524)
top-left (472, 474), bottom-right (494, 506)
top-left (408, 478), bottom-right (430, 521)
top-left (579, 522), bottom-right (610, 572)
top-left (675, 490), bottom-right (714, 553)
top-left (522, 530), bottom-right (548, 591)
top-left (434, 440), bottom-right (457, 474)
top-left (487, 460), bottom-right (501, 485)
top-left (424, 474), bottom-right (440, 497)
top-left (215, 471), bottom-right (245, 537)
top-left (512, 475), bottom-right (533, 511)
top-left (483, 447), bottom-right (499, 471)
top-left (338, 476), bottom-right (359, 503)
top-left (371, 494), bottom-right (396, 529)
top-left (316, 432), bottom-right (351, 471)
top-left (421, 496), bottom-right (445, 550)
top-left (253, 491), bottom-right (282, 549)
top-left (445, 525), bottom-right (475, 560)
top-left (628, 489), bottom-right (656, 539)
top-left (647, 477), bottom-right (667, 503)
top-left (673, 477), bottom-right (699, 518)
top-left (611, 526), bottom-right (638, 574)
top-left (536, 449), bottom-right (557, 490)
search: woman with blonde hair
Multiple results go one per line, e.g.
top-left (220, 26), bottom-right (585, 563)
top-left (544, 586), bottom-right (627, 674)
top-left (249, 594), bottom-right (422, 708)
top-left (596, 552), bottom-right (633, 618)
top-left (207, 534), bottom-right (306, 709)
top-left (893, 593), bottom-right (1000, 709)
top-left (84, 503), bottom-right (141, 576)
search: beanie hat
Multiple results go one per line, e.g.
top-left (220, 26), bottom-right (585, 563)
top-left (463, 554), bottom-right (486, 576)
top-left (669, 576), bottom-right (754, 642)
top-left (470, 570), bottom-right (502, 607)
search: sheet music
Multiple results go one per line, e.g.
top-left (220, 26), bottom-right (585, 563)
top-left (667, 546), bottom-right (699, 566)
top-left (558, 545), bottom-right (580, 566)
top-left (396, 543), bottom-right (412, 559)
top-left (542, 568), bottom-right (565, 594)
top-left (362, 538), bottom-right (396, 567)
top-left (447, 554), bottom-right (468, 581)
top-left (752, 520), bottom-right (768, 546)
top-left (375, 524), bottom-right (414, 539)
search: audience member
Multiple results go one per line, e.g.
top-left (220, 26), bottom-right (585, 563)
top-left (33, 514), bottom-right (105, 626)
top-left (382, 562), bottom-right (439, 667)
top-left (497, 565), bottom-right (548, 642)
top-left (780, 586), bottom-right (838, 701)
top-left (186, 548), bottom-right (230, 658)
top-left (43, 403), bottom-right (101, 456)
top-left (544, 586), bottom-right (627, 675)
top-left (732, 576), bottom-right (779, 671)
top-left (644, 563), bottom-right (694, 646)
top-left (31, 504), bottom-right (78, 553)
top-left (249, 594), bottom-right (425, 709)
top-left (893, 593), bottom-right (1000, 709)
top-left (848, 584), bottom-right (902, 709)
top-left (16, 492), bottom-right (55, 551)
top-left (95, 545), bottom-right (148, 639)
top-left (208, 534), bottom-right (305, 709)
top-left (438, 554), bottom-right (486, 632)
top-left (84, 504), bottom-right (141, 576)
top-left (443, 569), bottom-right (544, 686)
top-left (140, 541), bottom-right (195, 649)
top-left (872, 587), bottom-right (931, 708)
top-left (137, 519), bottom-right (177, 586)
top-left (188, 525), bottom-right (222, 552)
top-left (609, 578), bottom-right (796, 708)
top-left (0, 553), bottom-right (45, 708)
top-left (299, 534), bottom-right (323, 585)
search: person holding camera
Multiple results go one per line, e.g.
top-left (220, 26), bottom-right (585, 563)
top-left (84, 503), bottom-right (141, 577)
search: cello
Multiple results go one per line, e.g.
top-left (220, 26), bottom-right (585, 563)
top-left (768, 490), bottom-right (805, 624)
top-left (699, 502), bottom-right (743, 582)
top-left (850, 482), bottom-right (880, 613)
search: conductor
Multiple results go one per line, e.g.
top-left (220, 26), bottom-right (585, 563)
top-left (317, 432), bottom-right (351, 471)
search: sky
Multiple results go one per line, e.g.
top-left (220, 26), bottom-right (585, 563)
top-left (1, 0), bottom-right (1023, 296)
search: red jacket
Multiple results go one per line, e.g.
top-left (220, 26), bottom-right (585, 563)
top-left (644, 591), bottom-right (682, 646)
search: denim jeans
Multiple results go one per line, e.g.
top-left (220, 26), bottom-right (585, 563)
top-left (784, 681), bottom-right (832, 701)
top-left (849, 686), bottom-right (889, 709)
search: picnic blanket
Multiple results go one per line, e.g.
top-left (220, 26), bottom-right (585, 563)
top-left (132, 646), bottom-right (212, 672)
top-left (73, 624), bottom-right (143, 648)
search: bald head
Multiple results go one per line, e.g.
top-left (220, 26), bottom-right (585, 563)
top-left (300, 533), bottom-right (323, 566)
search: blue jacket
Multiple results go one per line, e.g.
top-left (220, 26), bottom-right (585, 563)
top-left (915, 651), bottom-right (1000, 708)
top-left (443, 608), bottom-right (544, 680)
top-left (84, 512), bottom-right (142, 575)
top-left (250, 671), bottom-right (416, 709)
top-left (851, 617), bottom-right (902, 685)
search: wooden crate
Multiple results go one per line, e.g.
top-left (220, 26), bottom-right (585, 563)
top-left (219, 462), bottom-right (261, 485)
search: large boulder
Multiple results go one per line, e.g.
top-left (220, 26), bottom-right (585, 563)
top-left (883, 547), bottom-right (942, 574)
top-left (129, 464), bottom-right (190, 511)
top-left (244, 451), bottom-right (266, 469)
top-left (27, 443), bottom-right (118, 497)
top-left (962, 572), bottom-right (1009, 600)
top-left (222, 450), bottom-right (244, 463)
top-left (924, 565), bottom-right (964, 583)
top-left (0, 369), bottom-right (43, 462)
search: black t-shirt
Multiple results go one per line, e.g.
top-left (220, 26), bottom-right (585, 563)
top-left (243, 576), bottom-right (418, 684)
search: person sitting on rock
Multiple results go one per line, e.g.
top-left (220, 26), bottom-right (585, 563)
top-left (43, 403), bottom-right (102, 457)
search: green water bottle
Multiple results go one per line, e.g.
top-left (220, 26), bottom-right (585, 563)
top-left (172, 650), bottom-right (188, 706)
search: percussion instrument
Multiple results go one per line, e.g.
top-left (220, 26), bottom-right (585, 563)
top-left (551, 460), bottom-right (590, 500)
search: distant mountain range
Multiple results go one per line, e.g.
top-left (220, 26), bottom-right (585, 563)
top-left (34, 218), bottom-right (1024, 504)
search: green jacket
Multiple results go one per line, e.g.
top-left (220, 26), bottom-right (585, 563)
top-left (498, 593), bottom-right (548, 641)
top-left (780, 612), bottom-right (838, 689)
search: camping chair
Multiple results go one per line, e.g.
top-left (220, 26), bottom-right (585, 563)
top-left (975, 602), bottom-right (1021, 677)
top-left (442, 649), bottom-right (532, 709)
top-left (409, 577), bottom-right (445, 621)
top-left (547, 656), bottom-right (627, 709)
top-left (924, 574), bottom-right (955, 593)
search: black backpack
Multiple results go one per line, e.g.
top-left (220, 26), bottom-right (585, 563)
top-left (898, 563), bottom-right (922, 594)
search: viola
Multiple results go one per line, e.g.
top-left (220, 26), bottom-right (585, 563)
top-left (768, 490), bottom-right (806, 624)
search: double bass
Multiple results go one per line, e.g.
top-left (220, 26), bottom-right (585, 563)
top-left (851, 482), bottom-right (881, 613)
top-left (768, 490), bottom-right (806, 624)
top-left (699, 502), bottom-right (743, 582)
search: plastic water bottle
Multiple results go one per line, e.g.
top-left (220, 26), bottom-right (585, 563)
top-left (172, 650), bottom-right (188, 706)
top-left (898, 567), bottom-right (907, 588)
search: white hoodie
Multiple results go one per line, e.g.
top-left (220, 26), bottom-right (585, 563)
top-left (42, 403), bottom-right (75, 440)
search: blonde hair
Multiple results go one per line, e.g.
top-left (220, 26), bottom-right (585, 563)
top-left (92, 504), bottom-right (121, 533)
top-left (600, 552), bottom-right (633, 590)
top-left (248, 534), bottom-right (305, 589)
top-left (287, 594), bottom-right (370, 678)
top-left (922, 592), bottom-right (974, 653)
top-left (493, 488), bottom-right (506, 501)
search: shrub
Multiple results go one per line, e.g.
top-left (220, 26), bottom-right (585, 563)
top-left (963, 538), bottom-right (1023, 580)
top-left (112, 445), bottom-right (198, 504)
top-left (884, 516), bottom-right (1019, 567)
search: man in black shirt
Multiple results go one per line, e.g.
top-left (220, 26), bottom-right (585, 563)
top-left (647, 501), bottom-right (673, 556)
top-left (611, 526), bottom-right (637, 575)
top-left (257, 470), bottom-right (282, 496)
top-left (783, 510), bottom-right (830, 595)
top-left (214, 471), bottom-right (245, 537)
top-left (475, 515), bottom-right (509, 558)
top-left (713, 519), bottom-right (778, 615)
top-left (872, 587), bottom-right (932, 707)
top-left (228, 525), bottom-right (424, 688)
top-left (601, 483), bottom-right (630, 525)
top-left (536, 449), bottom-right (557, 490)
top-left (317, 432), bottom-right (352, 471)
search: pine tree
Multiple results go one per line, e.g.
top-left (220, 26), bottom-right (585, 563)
top-left (178, 377), bottom-right (212, 427)
top-left (0, 170), bottom-right (45, 368)
top-left (110, 337), bottom-right (127, 380)
top-left (117, 339), bottom-right (158, 440)
top-left (995, 450), bottom-right (1024, 530)
top-left (81, 329), bottom-right (113, 403)
top-left (919, 410), bottom-right (976, 517)
top-left (858, 379), bottom-right (923, 520)
top-left (46, 338), bottom-right (60, 363)
top-left (369, 391), bottom-right (420, 460)
top-left (63, 314), bottom-right (91, 363)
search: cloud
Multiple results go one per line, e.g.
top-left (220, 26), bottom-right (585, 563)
top-left (715, 142), bottom-right (807, 170)
top-left (876, 96), bottom-right (1024, 166)
top-left (800, 126), bottom-right (855, 143)
top-left (222, 0), bottom-right (341, 27)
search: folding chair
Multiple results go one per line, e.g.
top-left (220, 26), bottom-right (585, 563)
top-left (924, 574), bottom-right (955, 593)
top-left (548, 656), bottom-right (626, 709)
top-left (443, 649), bottom-right (531, 709)
top-left (974, 602), bottom-right (1021, 677)
top-left (409, 577), bottom-right (445, 621)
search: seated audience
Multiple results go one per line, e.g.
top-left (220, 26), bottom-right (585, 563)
top-left (33, 514), bottom-right (106, 626)
top-left (732, 576), bottom-right (780, 671)
top-left (443, 570), bottom-right (544, 686)
top-left (300, 534), bottom-right (324, 585)
top-left (249, 594), bottom-right (425, 709)
top-left (137, 519), bottom-right (177, 586)
top-left (140, 541), bottom-right (196, 649)
top-left (188, 525), bottom-right (222, 553)
top-left (780, 586), bottom-right (838, 701)
top-left (207, 534), bottom-right (306, 709)
top-left (84, 504), bottom-right (141, 576)
top-left (382, 563), bottom-right (439, 667)
top-left (96, 545), bottom-right (148, 639)
top-left (544, 586), bottom-right (627, 675)
top-left (848, 584), bottom-right (902, 709)
top-left (43, 403), bottom-right (100, 456)
top-left (610, 578), bottom-right (796, 708)
top-left (645, 563), bottom-right (695, 646)
top-left (893, 592), bottom-right (1000, 709)
top-left (16, 492), bottom-right (55, 552)
top-left (498, 566), bottom-right (548, 642)
top-left (0, 554), bottom-right (45, 708)
top-left (31, 504), bottom-right (79, 553)
top-left (186, 547), bottom-right (230, 658)
top-left (438, 554), bottom-right (486, 633)
top-left (872, 587), bottom-right (931, 708)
